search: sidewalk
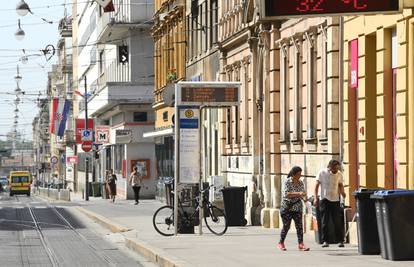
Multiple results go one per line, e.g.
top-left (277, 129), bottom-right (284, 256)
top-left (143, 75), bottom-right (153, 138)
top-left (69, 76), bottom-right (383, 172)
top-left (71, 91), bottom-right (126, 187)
top-left (71, 197), bottom-right (411, 267)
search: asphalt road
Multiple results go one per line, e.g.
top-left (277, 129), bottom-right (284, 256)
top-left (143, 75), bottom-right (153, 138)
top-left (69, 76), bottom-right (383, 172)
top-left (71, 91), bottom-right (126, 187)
top-left (0, 193), bottom-right (145, 267)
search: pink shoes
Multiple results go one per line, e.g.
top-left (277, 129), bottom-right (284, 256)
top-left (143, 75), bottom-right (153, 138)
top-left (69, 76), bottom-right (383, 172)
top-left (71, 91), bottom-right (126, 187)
top-left (277, 243), bottom-right (287, 251)
top-left (298, 243), bottom-right (310, 251)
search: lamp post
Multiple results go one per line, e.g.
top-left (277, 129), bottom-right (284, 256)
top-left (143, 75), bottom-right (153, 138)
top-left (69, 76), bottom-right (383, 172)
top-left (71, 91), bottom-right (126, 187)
top-left (15, 19), bottom-right (25, 41)
top-left (16, 0), bottom-right (31, 16)
top-left (84, 76), bottom-right (89, 201)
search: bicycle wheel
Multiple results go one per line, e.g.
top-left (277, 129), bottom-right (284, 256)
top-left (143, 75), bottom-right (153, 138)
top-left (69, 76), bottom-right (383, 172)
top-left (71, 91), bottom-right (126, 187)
top-left (153, 205), bottom-right (175, 236)
top-left (204, 205), bottom-right (227, 235)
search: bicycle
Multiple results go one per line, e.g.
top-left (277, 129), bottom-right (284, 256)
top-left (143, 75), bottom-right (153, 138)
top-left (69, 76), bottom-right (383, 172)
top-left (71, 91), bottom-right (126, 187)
top-left (152, 185), bottom-right (228, 236)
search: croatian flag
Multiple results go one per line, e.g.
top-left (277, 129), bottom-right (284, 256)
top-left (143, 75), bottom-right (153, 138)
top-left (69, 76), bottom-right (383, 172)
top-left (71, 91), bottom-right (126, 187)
top-left (50, 98), bottom-right (71, 137)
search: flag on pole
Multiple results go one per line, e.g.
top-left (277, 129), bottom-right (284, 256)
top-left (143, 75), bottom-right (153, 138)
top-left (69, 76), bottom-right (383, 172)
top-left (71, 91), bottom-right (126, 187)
top-left (95, 0), bottom-right (115, 12)
top-left (50, 98), bottom-right (71, 137)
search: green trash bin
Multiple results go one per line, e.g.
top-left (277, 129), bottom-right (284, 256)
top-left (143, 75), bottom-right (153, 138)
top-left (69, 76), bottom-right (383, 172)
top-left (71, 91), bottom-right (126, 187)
top-left (91, 182), bottom-right (101, 197)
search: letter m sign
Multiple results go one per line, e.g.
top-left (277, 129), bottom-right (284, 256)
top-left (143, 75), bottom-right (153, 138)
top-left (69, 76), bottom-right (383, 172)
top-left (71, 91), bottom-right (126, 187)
top-left (95, 126), bottom-right (110, 144)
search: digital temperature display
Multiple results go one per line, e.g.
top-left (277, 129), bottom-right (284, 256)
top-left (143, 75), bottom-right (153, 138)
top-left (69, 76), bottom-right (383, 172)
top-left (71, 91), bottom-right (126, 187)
top-left (263, 0), bottom-right (400, 18)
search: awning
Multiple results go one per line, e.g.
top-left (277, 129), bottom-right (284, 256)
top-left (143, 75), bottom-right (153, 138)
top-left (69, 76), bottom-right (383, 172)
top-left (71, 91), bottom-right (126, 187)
top-left (143, 128), bottom-right (174, 138)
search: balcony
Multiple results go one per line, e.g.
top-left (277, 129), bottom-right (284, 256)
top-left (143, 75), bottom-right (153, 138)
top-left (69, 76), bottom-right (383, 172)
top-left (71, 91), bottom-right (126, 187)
top-left (88, 81), bottom-right (154, 117)
top-left (97, 0), bottom-right (154, 43)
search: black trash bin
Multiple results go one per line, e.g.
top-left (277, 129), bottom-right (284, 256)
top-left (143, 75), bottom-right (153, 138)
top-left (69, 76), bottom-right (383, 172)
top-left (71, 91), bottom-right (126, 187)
top-left (352, 189), bottom-right (380, 255)
top-left (221, 186), bottom-right (247, 226)
top-left (371, 190), bottom-right (414, 261)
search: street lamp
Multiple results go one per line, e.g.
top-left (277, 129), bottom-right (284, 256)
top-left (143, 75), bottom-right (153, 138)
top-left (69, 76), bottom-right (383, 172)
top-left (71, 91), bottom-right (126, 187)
top-left (15, 19), bottom-right (25, 41)
top-left (16, 0), bottom-right (31, 16)
top-left (15, 65), bottom-right (22, 83)
top-left (15, 86), bottom-right (22, 95)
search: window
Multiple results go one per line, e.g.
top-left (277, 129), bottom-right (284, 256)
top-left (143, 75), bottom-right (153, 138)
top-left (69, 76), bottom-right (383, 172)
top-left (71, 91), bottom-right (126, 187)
top-left (114, 145), bottom-right (125, 172)
top-left (280, 44), bottom-right (289, 142)
top-left (99, 50), bottom-right (105, 74)
top-left (163, 111), bottom-right (168, 122)
top-left (226, 108), bottom-right (232, 144)
top-left (133, 112), bottom-right (148, 122)
top-left (210, 0), bottom-right (218, 47)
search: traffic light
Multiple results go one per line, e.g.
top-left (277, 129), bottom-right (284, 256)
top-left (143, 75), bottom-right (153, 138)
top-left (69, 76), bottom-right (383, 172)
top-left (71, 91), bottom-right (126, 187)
top-left (118, 45), bottom-right (128, 64)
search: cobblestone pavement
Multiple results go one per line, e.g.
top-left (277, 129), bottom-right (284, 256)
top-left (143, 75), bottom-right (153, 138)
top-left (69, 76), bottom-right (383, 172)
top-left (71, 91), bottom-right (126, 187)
top-left (0, 193), bottom-right (145, 267)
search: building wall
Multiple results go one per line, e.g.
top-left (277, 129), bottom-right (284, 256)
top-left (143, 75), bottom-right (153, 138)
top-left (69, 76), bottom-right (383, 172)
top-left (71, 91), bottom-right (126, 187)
top-left (276, 17), bottom-right (341, 203)
top-left (125, 142), bottom-right (157, 198)
top-left (152, 0), bottom-right (186, 133)
top-left (343, 10), bottom-right (414, 202)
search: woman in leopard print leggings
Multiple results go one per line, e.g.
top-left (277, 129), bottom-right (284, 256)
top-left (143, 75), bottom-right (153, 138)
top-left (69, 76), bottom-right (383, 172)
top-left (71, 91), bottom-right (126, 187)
top-left (277, 166), bottom-right (310, 251)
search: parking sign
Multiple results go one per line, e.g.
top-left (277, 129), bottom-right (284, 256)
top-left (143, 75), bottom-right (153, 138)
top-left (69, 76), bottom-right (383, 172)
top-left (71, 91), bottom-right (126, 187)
top-left (81, 129), bottom-right (93, 141)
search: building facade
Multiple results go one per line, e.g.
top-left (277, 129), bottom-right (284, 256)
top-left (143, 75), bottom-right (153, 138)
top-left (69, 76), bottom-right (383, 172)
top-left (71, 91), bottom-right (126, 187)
top-left (343, 10), bottom-right (414, 205)
top-left (74, 0), bottom-right (157, 199)
top-left (147, 0), bottom-right (186, 186)
top-left (274, 17), bottom-right (342, 216)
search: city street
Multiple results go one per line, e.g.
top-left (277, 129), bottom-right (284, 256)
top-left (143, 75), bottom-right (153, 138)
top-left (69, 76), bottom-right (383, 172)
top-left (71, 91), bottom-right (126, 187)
top-left (0, 193), bottom-right (155, 267)
top-left (69, 196), bottom-right (414, 267)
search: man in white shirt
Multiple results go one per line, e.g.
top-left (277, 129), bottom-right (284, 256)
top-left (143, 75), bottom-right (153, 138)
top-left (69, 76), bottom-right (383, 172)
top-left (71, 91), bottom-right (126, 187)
top-left (314, 159), bottom-right (346, 248)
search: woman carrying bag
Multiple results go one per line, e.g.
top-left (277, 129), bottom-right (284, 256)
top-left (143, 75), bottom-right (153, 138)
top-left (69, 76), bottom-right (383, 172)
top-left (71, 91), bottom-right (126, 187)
top-left (277, 166), bottom-right (310, 251)
top-left (129, 166), bottom-right (143, 205)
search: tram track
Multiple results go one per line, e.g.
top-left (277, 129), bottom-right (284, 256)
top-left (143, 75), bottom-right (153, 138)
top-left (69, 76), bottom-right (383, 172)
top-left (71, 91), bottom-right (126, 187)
top-left (11, 195), bottom-right (119, 267)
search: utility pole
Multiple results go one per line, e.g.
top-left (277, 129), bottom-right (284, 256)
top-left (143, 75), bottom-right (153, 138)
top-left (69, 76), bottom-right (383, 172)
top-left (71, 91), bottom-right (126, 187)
top-left (84, 76), bottom-right (89, 201)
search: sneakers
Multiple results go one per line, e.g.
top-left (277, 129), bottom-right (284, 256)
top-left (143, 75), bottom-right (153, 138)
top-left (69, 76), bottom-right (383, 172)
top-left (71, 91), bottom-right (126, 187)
top-left (321, 242), bottom-right (329, 248)
top-left (277, 243), bottom-right (287, 251)
top-left (298, 243), bottom-right (310, 251)
top-left (338, 242), bottom-right (345, 248)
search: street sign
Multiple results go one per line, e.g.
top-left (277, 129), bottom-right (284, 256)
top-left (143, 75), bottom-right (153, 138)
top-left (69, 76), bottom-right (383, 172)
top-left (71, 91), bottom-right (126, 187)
top-left (81, 129), bottom-right (93, 141)
top-left (50, 156), bottom-right (58, 165)
top-left (115, 129), bottom-right (132, 143)
top-left (66, 156), bottom-right (78, 164)
top-left (179, 108), bottom-right (200, 184)
top-left (76, 119), bottom-right (94, 144)
top-left (260, 0), bottom-right (401, 19)
top-left (95, 126), bottom-right (110, 144)
top-left (176, 82), bottom-right (241, 107)
top-left (119, 46), bottom-right (129, 64)
top-left (81, 141), bottom-right (93, 152)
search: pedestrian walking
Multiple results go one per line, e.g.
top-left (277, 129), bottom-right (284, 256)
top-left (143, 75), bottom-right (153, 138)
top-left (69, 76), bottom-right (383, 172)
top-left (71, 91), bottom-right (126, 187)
top-left (314, 159), bottom-right (346, 248)
top-left (129, 166), bottom-right (143, 205)
top-left (277, 166), bottom-right (310, 251)
top-left (106, 169), bottom-right (117, 203)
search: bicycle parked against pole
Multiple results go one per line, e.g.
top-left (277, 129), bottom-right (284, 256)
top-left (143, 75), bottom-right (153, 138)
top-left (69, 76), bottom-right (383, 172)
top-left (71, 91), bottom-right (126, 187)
top-left (153, 184), bottom-right (228, 236)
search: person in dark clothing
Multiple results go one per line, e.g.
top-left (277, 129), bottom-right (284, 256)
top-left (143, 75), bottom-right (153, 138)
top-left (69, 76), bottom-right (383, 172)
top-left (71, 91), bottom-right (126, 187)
top-left (106, 169), bottom-right (117, 203)
top-left (129, 166), bottom-right (143, 205)
top-left (277, 166), bottom-right (309, 251)
top-left (314, 159), bottom-right (346, 248)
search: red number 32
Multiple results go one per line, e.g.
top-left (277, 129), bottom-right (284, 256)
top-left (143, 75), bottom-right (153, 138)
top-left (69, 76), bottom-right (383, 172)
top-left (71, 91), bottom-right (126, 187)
top-left (296, 0), bottom-right (324, 13)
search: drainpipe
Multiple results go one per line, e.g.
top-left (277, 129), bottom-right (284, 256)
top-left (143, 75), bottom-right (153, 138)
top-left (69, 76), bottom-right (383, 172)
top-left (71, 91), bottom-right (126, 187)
top-left (255, 31), bottom-right (264, 205)
top-left (408, 20), bottom-right (414, 189)
top-left (339, 17), bottom-right (344, 164)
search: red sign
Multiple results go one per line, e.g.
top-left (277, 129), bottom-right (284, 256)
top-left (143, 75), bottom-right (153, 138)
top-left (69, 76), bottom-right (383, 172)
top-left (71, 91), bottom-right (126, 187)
top-left (263, 0), bottom-right (400, 18)
top-left (349, 39), bottom-right (359, 89)
top-left (76, 119), bottom-right (94, 144)
top-left (81, 141), bottom-right (93, 152)
top-left (66, 156), bottom-right (78, 164)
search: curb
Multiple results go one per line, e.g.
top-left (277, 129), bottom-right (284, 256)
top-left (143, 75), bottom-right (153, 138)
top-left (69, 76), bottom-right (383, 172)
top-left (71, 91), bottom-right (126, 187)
top-left (75, 206), bottom-right (131, 233)
top-left (125, 238), bottom-right (187, 267)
